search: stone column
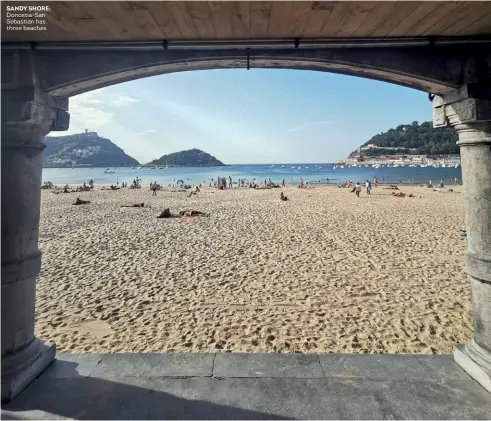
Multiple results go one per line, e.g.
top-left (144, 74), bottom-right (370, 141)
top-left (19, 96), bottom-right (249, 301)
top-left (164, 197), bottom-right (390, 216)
top-left (1, 50), bottom-right (70, 402)
top-left (433, 86), bottom-right (491, 392)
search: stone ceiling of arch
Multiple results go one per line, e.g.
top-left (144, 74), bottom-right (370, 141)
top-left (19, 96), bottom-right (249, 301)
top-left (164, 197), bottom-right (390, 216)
top-left (2, 1), bottom-right (491, 42)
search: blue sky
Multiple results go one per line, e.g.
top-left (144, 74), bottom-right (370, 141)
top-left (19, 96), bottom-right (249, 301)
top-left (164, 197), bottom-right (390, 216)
top-left (56, 69), bottom-right (432, 164)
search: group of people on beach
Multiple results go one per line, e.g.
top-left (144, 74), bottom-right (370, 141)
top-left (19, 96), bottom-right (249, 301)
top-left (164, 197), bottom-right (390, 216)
top-left (214, 177), bottom-right (232, 190)
top-left (210, 177), bottom-right (287, 190)
top-left (351, 180), bottom-right (373, 197)
top-left (150, 181), bottom-right (161, 196)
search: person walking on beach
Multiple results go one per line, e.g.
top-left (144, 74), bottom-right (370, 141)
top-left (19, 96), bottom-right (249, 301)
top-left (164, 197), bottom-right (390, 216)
top-left (366, 180), bottom-right (371, 195)
top-left (355, 182), bottom-right (362, 197)
top-left (151, 181), bottom-right (157, 196)
top-left (282, 179), bottom-right (286, 187)
top-left (373, 176), bottom-right (377, 187)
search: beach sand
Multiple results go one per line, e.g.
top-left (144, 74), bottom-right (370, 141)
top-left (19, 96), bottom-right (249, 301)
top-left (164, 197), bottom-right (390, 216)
top-left (37, 184), bottom-right (472, 354)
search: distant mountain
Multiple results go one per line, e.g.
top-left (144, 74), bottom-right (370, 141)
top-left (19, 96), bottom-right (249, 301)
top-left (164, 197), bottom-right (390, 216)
top-left (147, 149), bottom-right (225, 167)
top-left (348, 121), bottom-right (459, 158)
top-left (43, 132), bottom-right (139, 167)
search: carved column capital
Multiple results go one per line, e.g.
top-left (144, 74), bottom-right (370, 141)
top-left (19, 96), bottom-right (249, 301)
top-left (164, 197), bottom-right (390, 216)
top-left (1, 88), bottom-right (70, 149)
top-left (433, 84), bottom-right (491, 128)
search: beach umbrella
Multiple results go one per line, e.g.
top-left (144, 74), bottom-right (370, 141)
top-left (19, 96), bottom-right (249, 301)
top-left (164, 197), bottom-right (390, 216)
top-left (177, 179), bottom-right (184, 184)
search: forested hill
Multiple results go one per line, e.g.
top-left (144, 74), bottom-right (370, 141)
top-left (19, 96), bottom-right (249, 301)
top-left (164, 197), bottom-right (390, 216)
top-left (147, 149), bottom-right (225, 167)
top-left (349, 121), bottom-right (459, 157)
top-left (44, 132), bottom-right (139, 167)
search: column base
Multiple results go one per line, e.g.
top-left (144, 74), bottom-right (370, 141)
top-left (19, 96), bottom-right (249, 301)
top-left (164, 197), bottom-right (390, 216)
top-left (455, 342), bottom-right (491, 393)
top-left (1, 338), bottom-right (56, 403)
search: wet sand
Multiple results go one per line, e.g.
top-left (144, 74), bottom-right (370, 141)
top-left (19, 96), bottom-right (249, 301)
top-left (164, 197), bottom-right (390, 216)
top-left (37, 184), bottom-right (472, 354)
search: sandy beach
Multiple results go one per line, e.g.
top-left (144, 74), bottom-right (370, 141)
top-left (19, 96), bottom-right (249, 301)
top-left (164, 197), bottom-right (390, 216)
top-left (36, 184), bottom-right (472, 354)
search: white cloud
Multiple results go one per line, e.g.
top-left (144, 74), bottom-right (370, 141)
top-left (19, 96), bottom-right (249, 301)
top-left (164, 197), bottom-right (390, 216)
top-left (51, 90), bottom-right (139, 135)
top-left (110, 94), bottom-right (139, 107)
top-left (287, 120), bottom-right (335, 132)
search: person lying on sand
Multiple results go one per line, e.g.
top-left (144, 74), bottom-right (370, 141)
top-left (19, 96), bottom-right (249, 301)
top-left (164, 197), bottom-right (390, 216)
top-left (280, 192), bottom-right (289, 201)
top-left (391, 192), bottom-right (416, 198)
top-left (157, 208), bottom-right (173, 218)
top-left (179, 210), bottom-right (208, 217)
top-left (73, 197), bottom-right (91, 205)
top-left (121, 203), bottom-right (146, 208)
top-left (156, 209), bottom-right (208, 218)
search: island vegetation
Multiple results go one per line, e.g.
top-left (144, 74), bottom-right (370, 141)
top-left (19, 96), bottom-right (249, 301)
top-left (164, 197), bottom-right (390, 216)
top-left (147, 148), bottom-right (225, 167)
top-left (44, 131), bottom-right (139, 167)
top-left (349, 121), bottom-right (459, 158)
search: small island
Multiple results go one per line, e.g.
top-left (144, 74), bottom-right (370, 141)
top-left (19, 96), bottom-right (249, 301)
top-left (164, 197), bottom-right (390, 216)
top-left (147, 148), bottom-right (225, 167)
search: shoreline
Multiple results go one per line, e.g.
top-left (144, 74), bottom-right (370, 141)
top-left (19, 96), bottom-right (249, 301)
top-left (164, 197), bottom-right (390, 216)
top-left (44, 181), bottom-right (462, 190)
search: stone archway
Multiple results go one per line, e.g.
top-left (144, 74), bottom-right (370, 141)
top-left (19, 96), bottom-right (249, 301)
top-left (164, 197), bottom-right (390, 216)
top-left (1, 44), bottom-right (491, 401)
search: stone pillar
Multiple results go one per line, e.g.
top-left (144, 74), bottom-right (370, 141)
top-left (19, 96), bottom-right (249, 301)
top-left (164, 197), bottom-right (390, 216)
top-left (433, 86), bottom-right (491, 392)
top-left (1, 50), bottom-right (70, 402)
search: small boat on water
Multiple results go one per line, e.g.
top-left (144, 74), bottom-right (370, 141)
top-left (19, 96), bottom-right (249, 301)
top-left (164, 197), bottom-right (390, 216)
top-left (281, 165), bottom-right (285, 168)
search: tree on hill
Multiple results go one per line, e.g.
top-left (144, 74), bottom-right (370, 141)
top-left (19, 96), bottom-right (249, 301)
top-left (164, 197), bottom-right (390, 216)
top-left (349, 121), bottom-right (459, 157)
top-left (147, 148), bottom-right (225, 167)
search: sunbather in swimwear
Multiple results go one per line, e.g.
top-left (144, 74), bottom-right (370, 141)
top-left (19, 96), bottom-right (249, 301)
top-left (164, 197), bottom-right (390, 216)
top-left (157, 208), bottom-right (172, 218)
top-left (179, 210), bottom-right (208, 217)
top-left (121, 203), bottom-right (146, 208)
top-left (73, 197), bottom-right (90, 205)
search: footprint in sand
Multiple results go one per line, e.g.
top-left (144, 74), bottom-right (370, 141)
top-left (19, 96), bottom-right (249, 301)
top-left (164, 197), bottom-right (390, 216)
top-left (61, 319), bottom-right (114, 339)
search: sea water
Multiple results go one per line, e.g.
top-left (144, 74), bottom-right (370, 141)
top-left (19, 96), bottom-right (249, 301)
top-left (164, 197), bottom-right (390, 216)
top-left (42, 164), bottom-right (462, 187)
